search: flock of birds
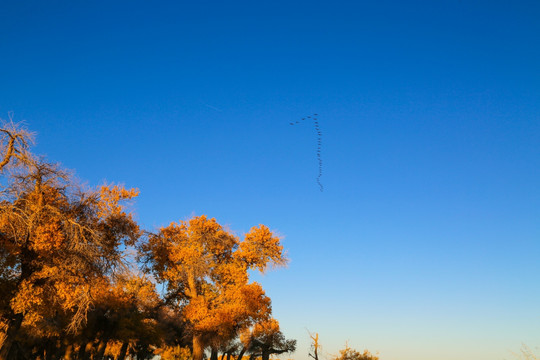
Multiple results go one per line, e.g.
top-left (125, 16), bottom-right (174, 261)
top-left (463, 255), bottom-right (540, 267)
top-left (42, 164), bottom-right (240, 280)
top-left (289, 114), bottom-right (323, 192)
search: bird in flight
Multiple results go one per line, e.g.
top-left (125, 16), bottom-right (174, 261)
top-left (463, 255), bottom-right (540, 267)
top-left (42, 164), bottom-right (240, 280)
top-left (289, 113), bottom-right (324, 192)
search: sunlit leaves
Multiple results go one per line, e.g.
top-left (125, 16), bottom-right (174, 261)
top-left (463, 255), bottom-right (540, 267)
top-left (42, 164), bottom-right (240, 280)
top-left (334, 345), bottom-right (379, 360)
top-left (238, 225), bottom-right (287, 272)
top-left (141, 215), bottom-right (286, 359)
top-left (0, 121), bottom-right (293, 359)
top-left (0, 151), bottom-right (142, 358)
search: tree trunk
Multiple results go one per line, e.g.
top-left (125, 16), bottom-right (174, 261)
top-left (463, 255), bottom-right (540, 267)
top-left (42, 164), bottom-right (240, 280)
top-left (48, 338), bottom-right (63, 360)
top-left (44, 340), bottom-right (55, 360)
top-left (192, 335), bottom-right (205, 360)
top-left (262, 351), bottom-right (270, 360)
top-left (0, 313), bottom-right (23, 360)
top-left (77, 342), bottom-right (86, 360)
top-left (94, 339), bottom-right (108, 360)
top-left (64, 344), bottom-right (74, 360)
top-left (78, 341), bottom-right (93, 360)
top-left (237, 347), bottom-right (246, 360)
top-left (210, 348), bottom-right (218, 360)
top-left (116, 342), bottom-right (129, 360)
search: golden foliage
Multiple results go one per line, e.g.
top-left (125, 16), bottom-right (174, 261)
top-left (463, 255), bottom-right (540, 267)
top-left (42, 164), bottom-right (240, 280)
top-left (158, 345), bottom-right (192, 360)
top-left (0, 159), bottom-right (142, 350)
top-left (334, 345), bottom-right (379, 360)
top-left (141, 215), bottom-right (285, 351)
top-left (97, 184), bottom-right (139, 218)
top-left (238, 225), bottom-right (287, 272)
top-left (31, 221), bottom-right (66, 252)
top-left (0, 122), bottom-right (293, 360)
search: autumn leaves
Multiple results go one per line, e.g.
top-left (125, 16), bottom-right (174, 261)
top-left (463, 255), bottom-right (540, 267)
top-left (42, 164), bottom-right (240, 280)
top-left (140, 216), bottom-right (289, 360)
top-left (0, 150), bottom-right (142, 358)
top-left (0, 122), bottom-right (294, 360)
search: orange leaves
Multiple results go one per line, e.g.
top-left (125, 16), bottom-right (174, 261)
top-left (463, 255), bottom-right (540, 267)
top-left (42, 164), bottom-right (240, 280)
top-left (248, 317), bottom-right (297, 357)
top-left (335, 345), bottom-right (379, 360)
top-left (53, 275), bottom-right (91, 313)
top-left (183, 296), bottom-right (211, 329)
top-left (0, 119), bottom-right (291, 356)
top-left (96, 184), bottom-right (141, 249)
top-left (253, 318), bottom-right (281, 339)
top-left (239, 225), bottom-right (287, 272)
top-left (183, 281), bottom-right (272, 336)
top-left (31, 221), bottom-right (65, 252)
top-left (238, 283), bottom-right (271, 317)
top-left (10, 280), bottom-right (44, 316)
top-left (97, 184), bottom-right (139, 218)
top-left (158, 215), bottom-right (238, 270)
top-left (141, 215), bottom-right (286, 349)
top-left (158, 345), bottom-right (192, 360)
top-left (145, 215), bottom-right (239, 288)
top-left (0, 158), bottom-right (145, 341)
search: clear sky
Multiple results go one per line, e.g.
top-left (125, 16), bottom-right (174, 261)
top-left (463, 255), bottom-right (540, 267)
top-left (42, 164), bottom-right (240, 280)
top-left (1, 1), bottom-right (539, 359)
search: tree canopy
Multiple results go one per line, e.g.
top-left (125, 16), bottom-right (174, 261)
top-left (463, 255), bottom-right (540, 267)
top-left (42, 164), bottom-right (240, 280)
top-left (140, 215), bottom-right (287, 360)
top-left (0, 121), bottom-right (295, 360)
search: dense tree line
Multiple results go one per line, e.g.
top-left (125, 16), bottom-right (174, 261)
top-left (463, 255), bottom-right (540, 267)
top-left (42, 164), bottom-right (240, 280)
top-left (0, 122), bottom-right (296, 360)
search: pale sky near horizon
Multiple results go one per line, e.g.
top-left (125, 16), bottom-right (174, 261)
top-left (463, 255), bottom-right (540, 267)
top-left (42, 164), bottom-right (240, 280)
top-left (1, 1), bottom-right (540, 359)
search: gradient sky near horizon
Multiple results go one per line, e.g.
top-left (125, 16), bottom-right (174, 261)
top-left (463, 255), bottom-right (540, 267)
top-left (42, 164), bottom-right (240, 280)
top-left (1, 1), bottom-right (540, 359)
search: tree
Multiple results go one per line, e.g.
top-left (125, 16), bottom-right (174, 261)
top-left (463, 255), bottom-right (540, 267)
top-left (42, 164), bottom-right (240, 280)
top-left (334, 344), bottom-right (379, 360)
top-left (512, 343), bottom-right (540, 360)
top-left (140, 215), bottom-right (287, 360)
top-left (0, 120), bottom-right (33, 173)
top-left (246, 318), bottom-right (296, 360)
top-left (0, 152), bottom-right (140, 359)
top-left (308, 331), bottom-right (321, 360)
top-left (76, 273), bottom-right (163, 360)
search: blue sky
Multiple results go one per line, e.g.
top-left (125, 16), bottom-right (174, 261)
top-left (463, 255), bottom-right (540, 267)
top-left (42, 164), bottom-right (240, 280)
top-left (1, 1), bottom-right (539, 359)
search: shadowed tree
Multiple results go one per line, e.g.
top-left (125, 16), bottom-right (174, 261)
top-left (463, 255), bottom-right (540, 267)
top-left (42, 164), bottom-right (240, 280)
top-left (76, 273), bottom-right (163, 360)
top-left (246, 318), bottom-right (296, 360)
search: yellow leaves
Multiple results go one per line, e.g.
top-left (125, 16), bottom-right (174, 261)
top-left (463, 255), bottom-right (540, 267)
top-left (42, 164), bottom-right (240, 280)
top-left (158, 345), bottom-right (192, 360)
top-left (96, 184), bottom-right (141, 248)
top-left (239, 225), bottom-right (287, 272)
top-left (182, 281), bottom-right (271, 337)
top-left (55, 278), bottom-right (91, 312)
top-left (183, 296), bottom-right (211, 329)
top-left (10, 279), bottom-right (49, 327)
top-left (103, 341), bottom-right (127, 358)
top-left (249, 317), bottom-right (296, 355)
top-left (97, 184), bottom-right (139, 218)
top-left (0, 121), bottom-right (296, 355)
top-left (31, 221), bottom-right (65, 252)
top-left (120, 274), bottom-right (161, 310)
top-left (146, 215), bottom-right (239, 287)
top-left (253, 318), bottom-right (281, 338)
top-left (11, 280), bottom-right (44, 314)
top-left (9, 266), bottom-right (93, 335)
top-left (142, 214), bottom-right (286, 347)
top-left (238, 283), bottom-right (271, 316)
top-left (159, 215), bottom-right (238, 266)
top-left (335, 345), bottom-right (379, 360)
